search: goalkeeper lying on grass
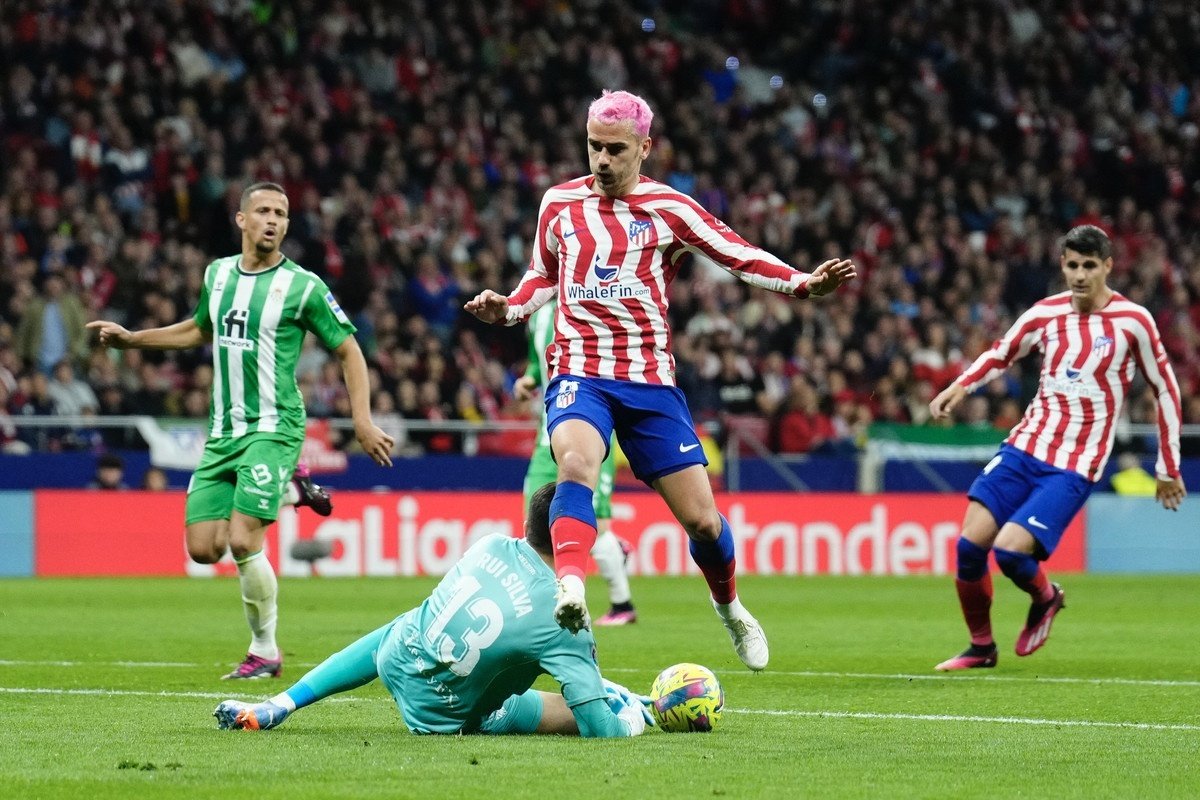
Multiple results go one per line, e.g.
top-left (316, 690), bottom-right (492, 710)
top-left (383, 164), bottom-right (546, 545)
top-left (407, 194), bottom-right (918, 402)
top-left (215, 482), bottom-right (651, 737)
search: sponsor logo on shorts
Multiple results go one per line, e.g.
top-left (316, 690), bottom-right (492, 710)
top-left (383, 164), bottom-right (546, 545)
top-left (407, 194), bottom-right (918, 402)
top-left (679, 443), bottom-right (701, 453)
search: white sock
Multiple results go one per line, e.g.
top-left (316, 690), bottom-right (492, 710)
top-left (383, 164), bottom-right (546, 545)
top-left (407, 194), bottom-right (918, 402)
top-left (268, 692), bottom-right (297, 712)
top-left (282, 480), bottom-right (300, 507)
top-left (235, 550), bottom-right (279, 660)
top-left (591, 529), bottom-right (631, 605)
top-left (713, 596), bottom-right (748, 620)
top-left (559, 573), bottom-right (586, 597)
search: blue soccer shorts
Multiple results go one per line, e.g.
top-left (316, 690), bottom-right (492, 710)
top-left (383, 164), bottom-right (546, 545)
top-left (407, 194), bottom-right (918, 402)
top-left (967, 444), bottom-right (1094, 558)
top-left (545, 375), bottom-right (707, 485)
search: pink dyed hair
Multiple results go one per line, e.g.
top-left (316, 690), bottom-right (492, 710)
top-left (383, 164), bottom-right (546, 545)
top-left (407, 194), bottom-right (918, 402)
top-left (587, 90), bottom-right (653, 138)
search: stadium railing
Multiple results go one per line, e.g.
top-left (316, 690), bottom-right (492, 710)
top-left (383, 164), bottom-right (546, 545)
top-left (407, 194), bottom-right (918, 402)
top-left (4, 416), bottom-right (1197, 494)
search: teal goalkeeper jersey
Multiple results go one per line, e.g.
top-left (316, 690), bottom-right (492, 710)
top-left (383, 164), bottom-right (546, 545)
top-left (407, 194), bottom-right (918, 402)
top-left (192, 255), bottom-right (355, 442)
top-left (375, 534), bottom-right (608, 734)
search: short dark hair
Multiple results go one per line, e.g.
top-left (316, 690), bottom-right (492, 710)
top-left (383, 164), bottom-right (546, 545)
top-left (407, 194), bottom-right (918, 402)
top-left (524, 482), bottom-right (556, 555)
top-left (240, 181), bottom-right (287, 211)
top-left (97, 453), bottom-right (123, 470)
top-left (1062, 225), bottom-right (1112, 260)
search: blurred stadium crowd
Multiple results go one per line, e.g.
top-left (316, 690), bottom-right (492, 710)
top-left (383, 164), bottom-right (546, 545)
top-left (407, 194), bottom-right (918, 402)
top-left (3, 0), bottom-right (1200, 458)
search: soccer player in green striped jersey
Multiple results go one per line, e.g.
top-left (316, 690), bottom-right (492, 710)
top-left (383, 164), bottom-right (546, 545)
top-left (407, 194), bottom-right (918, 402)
top-left (514, 300), bottom-right (637, 625)
top-left (88, 182), bottom-right (395, 679)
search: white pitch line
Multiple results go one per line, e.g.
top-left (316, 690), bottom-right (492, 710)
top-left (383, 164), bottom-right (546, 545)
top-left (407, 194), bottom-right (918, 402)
top-left (1, 686), bottom-right (1195, 732)
top-left (0, 686), bottom-right (358, 703)
top-left (730, 708), bottom-right (1200, 732)
top-left (4, 660), bottom-right (1200, 689)
top-left (0, 660), bottom-right (199, 668)
top-left (604, 667), bottom-right (1200, 689)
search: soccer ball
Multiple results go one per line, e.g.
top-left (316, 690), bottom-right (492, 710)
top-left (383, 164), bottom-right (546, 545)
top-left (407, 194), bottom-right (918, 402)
top-left (648, 662), bottom-right (724, 733)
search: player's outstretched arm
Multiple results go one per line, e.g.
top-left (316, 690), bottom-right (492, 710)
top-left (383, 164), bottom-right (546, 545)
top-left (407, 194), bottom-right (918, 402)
top-left (1155, 477), bottom-right (1186, 512)
top-left (87, 318), bottom-right (207, 350)
top-left (804, 258), bottom-right (858, 297)
top-left (463, 289), bottom-right (510, 324)
top-left (929, 382), bottom-right (968, 420)
top-left (505, 681), bottom-right (649, 737)
top-left (564, 694), bottom-right (649, 737)
top-left (334, 336), bottom-right (395, 467)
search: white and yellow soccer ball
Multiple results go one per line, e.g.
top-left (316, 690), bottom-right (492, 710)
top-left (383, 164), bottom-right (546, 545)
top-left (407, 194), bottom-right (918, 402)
top-left (648, 662), bottom-right (724, 733)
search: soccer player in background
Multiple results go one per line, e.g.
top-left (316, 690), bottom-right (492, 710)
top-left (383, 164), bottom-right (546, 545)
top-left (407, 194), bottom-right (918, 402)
top-left (214, 482), bottom-right (652, 737)
top-left (514, 299), bottom-right (637, 626)
top-left (87, 182), bottom-right (395, 679)
top-left (930, 224), bottom-right (1186, 671)
top-left (465, 90), bottom-right (857, 671)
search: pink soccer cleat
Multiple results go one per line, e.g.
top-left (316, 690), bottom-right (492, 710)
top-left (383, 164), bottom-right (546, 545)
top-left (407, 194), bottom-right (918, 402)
top-left (221, 652), bottom-right (283, 680)
top-left (595, 606), bottom-right (638, 626)
top-left (292, 461), bottom-right (332, 516)
top-left (1015, 583), bottom-right (1065, 656)
top-left (935, 643), bottom-right (998, 671)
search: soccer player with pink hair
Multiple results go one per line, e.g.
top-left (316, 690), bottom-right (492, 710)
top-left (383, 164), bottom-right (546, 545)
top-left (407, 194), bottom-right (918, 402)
top-left (466, 89), bottom-right (857, 671)
top-left (930, 224), bottom-right (1186, 671)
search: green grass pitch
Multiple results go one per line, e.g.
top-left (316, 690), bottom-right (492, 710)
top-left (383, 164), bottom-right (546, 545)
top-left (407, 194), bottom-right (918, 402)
top-left (2, 574), bottom-right (1199, 799)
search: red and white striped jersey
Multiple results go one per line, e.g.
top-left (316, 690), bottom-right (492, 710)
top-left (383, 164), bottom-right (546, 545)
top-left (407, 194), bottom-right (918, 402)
top-left (504, 175), bottom-right (813, 385)
top-left (956, 291), bottom-right (1182, 482)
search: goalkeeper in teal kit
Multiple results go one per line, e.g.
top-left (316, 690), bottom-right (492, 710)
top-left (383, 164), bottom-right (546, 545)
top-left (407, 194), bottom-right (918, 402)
top-left (214, 483), bottom-right (650, 737)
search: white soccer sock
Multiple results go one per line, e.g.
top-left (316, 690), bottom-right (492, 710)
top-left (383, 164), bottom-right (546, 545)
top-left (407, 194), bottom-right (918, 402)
top-left (713, 596), bottom-right (749, 620)
top-left (268, 692), bottom-right (297, 712)
top-left (235, 550), bottom-right (279, 660)
top-left (591, 529), bottom-right (632, 605)
top-left (282, 480), bottom-right (300, 507)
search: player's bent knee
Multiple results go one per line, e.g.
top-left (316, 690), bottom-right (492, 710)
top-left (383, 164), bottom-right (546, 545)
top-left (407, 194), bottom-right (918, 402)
top-left (228, 540), bottom-right (258, 560)
top-left (187, 544), bottom-right (223, 564)
top-left (680, 511), bottom-right (722, 541)
top-left (555, 450), bottom-right (597, 485)
top-left (185, 521), bottom-right (227, 563)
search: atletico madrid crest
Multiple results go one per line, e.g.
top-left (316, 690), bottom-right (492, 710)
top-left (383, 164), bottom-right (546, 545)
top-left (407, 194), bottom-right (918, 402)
top-left (556, 380), bottom-right (579, 409)
top-left (628, 219), bottom-right (653, 246)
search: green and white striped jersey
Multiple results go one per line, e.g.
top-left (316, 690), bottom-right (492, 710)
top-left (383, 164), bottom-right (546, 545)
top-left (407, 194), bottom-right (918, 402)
top-left (192, 255), bottom-right (355, 442)
top-left (525, 301), bottom-right (556, 448)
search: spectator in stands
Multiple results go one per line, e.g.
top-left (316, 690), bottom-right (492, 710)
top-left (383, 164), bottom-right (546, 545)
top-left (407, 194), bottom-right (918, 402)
top-left (773, 375), bottom-right (835, 454)
top-left (370, 387), bottom-right (410, 457)
top-left (141, 466), bottom-right (170, 491)
top-left (713, 346), bottom-right (770, 416)
top-left (88, 453), bottom-right (128, 490)
top-left (1110, 452), bottom-right (1158, 497)
top-left (15, 271), bottom-right (88, 374)
top-left (0, 381), bottom-right (31, 454)
top-left (2, 0), bottom-right (1200, 466)
top-left (47, 359), bottom-right (99, 417)
top-left (407, 252), bottom-right (465, 344)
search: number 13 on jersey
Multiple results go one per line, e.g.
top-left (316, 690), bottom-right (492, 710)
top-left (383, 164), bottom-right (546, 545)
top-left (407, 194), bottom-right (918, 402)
top-left (423, 576), bottom-right (504, 677)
